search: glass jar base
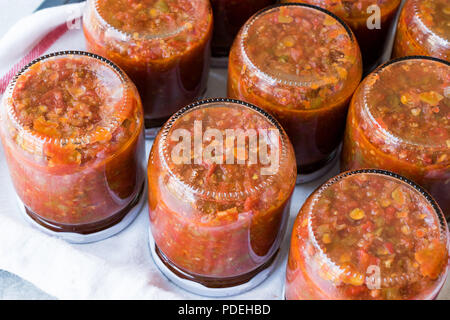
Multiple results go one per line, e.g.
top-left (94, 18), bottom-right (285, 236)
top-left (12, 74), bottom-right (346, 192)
top-left (15, 183), bottom-right (146, 243)
top-left (148, 232), bottom-right (279, 297)
top-left (296, 148), bottom-right (339, 184)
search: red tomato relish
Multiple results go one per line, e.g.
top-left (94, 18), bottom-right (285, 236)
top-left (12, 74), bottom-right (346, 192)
top-left (0, 52), bottom-right (145, 233)
top-left (13, 56), bottom-right (126, 147)
top-left (342, 57), bottom-right (450, 217)
top-left (393, 0), bottom-right (450, 61)
top-left (282, 0), bottom-right (400, 23)
top-left (148, 99), bottom-right (296, 286)
top-left (286, 170), bottom-right (449, 300)
top-left (83, 0), bottom-right (212, 127)
top-left (282, 0), bottom-right (402, 67)
top-left (228, 3), bottom-right (362, 178)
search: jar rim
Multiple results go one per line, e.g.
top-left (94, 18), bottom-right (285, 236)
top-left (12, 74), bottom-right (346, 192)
top-left (305, 168), bottom-right (448, 294)
top-left (156, 98), bottom-right (295, 202)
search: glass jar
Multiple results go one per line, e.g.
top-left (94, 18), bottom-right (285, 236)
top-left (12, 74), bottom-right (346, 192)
top-left (286, 169), bottom-right (449, 300)
top-left (148, 98), bottom-right (296, 296)
top-left (210, 0), bottom-right (275, 58)
top-left (228, 3), bottom-right (362, 183)
top-left (393, 0), bottom-right (450, 61)
top-left (282, 0), bottom-right (402, 69)
top-left (341, 57), bottom-right (450, 218)
top-left (83, 0), bottom-right (213, 130)
top-left (0, 51), bottom-right (146, 243)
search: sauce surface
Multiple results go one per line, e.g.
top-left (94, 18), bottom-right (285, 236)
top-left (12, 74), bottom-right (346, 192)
top-left (314, 174), bottom-right (446, 291)
top-left (165, 106), bottom-right (280, 203)
top-left (364, 59), bottom-right (449, 150)
top-left (10, 56), bottom-right (138, 166)
top-left (353, 59), bottom-right (449, 167)
top-left (228, 4), bottom-right (362, 173)
top-left (13, 58), bottom-right (124, 140)
top-left (210, 0), bottom-right (275, 57)
top-left (283, 0), bottom-right (398, 20)
top-left (97, 0), bottom-right (197, 36)
top-left (157, 103), bottom-right (295, 224)
top-left (416, 0), bottom-right (450, 42)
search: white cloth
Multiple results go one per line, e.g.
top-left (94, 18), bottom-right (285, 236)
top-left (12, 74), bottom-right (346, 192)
top-left (0, 2), bottom-right (448, 300)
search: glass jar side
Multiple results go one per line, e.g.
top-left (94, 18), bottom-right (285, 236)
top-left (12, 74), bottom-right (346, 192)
top-left (83, 0), bottom-right (213, 128)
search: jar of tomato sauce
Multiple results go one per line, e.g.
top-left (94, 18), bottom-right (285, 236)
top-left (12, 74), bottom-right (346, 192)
top-left (228, 3), bottom-right (362, 183)
top-left (0, 51), bottom-right (146, 243)
top-left (342, 57), bottom-right (450, 218)
top-left (210, 0), bottom-right (275, 62)
top-left (393, 0), bottom-right (450, 61)
top-left (83, 0), bottom-right (213, 132)
top-left (148, 98), bottom-right (296, 296)
top-left (282, 0), bottom-right (402, 69)
top-left (286, 169), bottom-right (449, 300)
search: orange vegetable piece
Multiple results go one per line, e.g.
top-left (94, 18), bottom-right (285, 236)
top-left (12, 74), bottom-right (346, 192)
top-left (419, 91), bottom-right (444, 106)
top-left (415, 239), bottom-right (448, 279)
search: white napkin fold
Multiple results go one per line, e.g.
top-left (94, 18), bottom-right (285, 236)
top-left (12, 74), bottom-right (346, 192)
top-left (0, 2), bottom-right (448, 300)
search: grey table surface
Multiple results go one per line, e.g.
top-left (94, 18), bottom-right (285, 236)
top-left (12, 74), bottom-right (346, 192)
top-left (0, 0), bottom-right (55, 300)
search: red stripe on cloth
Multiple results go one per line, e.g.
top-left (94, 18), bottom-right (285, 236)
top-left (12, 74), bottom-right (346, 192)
top-left (0, 23), bottom-right (69, 94)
